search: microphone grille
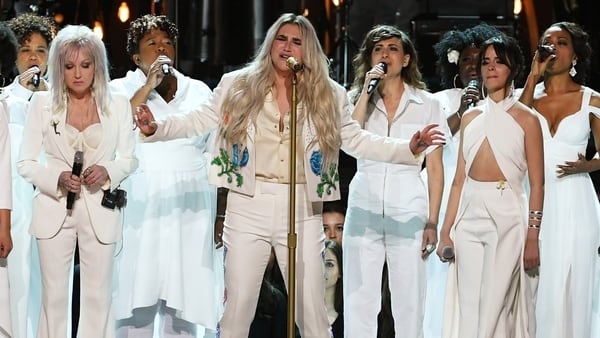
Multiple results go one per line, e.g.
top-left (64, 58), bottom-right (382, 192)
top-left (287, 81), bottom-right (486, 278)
top-left (74, 150), bottom-right (84, 163)
top-left (380, 62), bottom-right (388, 73)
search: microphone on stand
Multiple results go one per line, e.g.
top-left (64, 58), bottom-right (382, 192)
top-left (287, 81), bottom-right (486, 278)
top-left (66, 151), bottom-right (83, 210)
top-left (286, 57), bottom-right (304, 72)
top-left (367, 62), bottom-right (388, 94)
top-left (466, 79), bottom-right (479, 107)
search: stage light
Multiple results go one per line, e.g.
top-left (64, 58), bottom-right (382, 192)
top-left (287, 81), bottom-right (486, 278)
top-left (118, 2), bottom-right (130, 23)
top-left (514, 0), bottom-right (522, 15)
top-left (54, 13), bottom-right (64, 24)
top-left (93, 21), bottom-right (104, 40)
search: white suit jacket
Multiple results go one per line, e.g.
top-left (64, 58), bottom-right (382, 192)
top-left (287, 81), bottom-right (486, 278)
top-left (145, 70), bottom-right (421, 201)
top-left (17, 92), bottom-right (138, 243)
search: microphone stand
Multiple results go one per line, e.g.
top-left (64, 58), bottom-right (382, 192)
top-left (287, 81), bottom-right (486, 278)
top-left (287, 67), bottom-right (299, 338)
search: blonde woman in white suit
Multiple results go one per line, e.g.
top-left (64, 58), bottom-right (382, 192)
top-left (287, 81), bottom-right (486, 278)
top-left (134, 13), bottom-right (444, 338)
top-left (17, 25), bottom-right (138, 338)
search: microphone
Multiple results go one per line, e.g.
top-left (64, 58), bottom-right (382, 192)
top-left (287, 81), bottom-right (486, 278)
top-left (466, 79), bottom-right (479, 107)
top-left (537, 44), bottom-right (555, 62)
top-left (286, 57), bottom-right (304, 72)
top-left (442, 246), bottom-right (455, 260)
top-left (66, 151), bottom-right (84, 210)
top-left (161, 63), bottom-right (171, 76)
top-left (32, 72), bottom-right (40, 88)
top-left (367, 62), bottom-right (388, 95)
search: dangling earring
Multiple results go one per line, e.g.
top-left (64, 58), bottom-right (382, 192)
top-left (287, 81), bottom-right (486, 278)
top-left (509, 81), bottom-right (515, 98)
top-left (569, 59), bottom-right (577, 77)
top-left (453, 74), bottom-right (459, 88)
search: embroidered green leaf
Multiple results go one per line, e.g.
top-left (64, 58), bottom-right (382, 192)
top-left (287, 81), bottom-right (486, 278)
top-left (211, 148), bottom-right (244, 187)
top-left (316, 163), bottom-right (339, 198)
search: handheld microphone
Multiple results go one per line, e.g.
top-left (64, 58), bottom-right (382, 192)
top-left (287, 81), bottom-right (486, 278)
top-left (32, 72), bottom-right (40, 88)
top-left (537, 44), bottom-right (555, 62)
top-left (367, 62), bottom-right (388, 94)
top-left (466, 79), bottom-right (479, 107)
top-left (286, 57), bottom-right (304, 72)
top-left (66, 151), bottom-right (84, 210)
top-left (442, 246), bottom-right (455, 260)
top-left (161, 63), bottom-right (171, 76)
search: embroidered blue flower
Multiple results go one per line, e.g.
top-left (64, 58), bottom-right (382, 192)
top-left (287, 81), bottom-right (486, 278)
top-left (310, 151), bottom-right (339, 198)
top-left (211, 145), bottom-right (249, 187)
top-left (310, 150), bottom-right (322, 176)
top-left (232, 144), bottom-right (249, 167)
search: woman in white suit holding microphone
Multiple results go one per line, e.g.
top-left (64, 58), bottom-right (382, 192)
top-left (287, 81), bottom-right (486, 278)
top-left (17, 25), bottom-right (138, 338)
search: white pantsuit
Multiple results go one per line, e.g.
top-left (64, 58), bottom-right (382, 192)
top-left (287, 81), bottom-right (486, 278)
top-left (17, 92), bottom-right (138, 338)
top-left (344, 85), bottom-right (448, 338)
top-left (145, 70), bottom-right (427, 338)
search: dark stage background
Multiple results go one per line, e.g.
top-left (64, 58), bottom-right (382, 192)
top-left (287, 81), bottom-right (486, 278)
top-left (1, 0), bottom-right (599, 196)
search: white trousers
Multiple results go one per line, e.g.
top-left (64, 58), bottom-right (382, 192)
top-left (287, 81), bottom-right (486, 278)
top-left (0, 261), bottom-right (12, 337)
top-left (343, 212), bottom-right (426, 338)
top-left (218, 181), bottom-right (329, 338)
top-left (452, 180), bottom-right (523, 338)
top-left (36, 205), bottom-right (115, 338)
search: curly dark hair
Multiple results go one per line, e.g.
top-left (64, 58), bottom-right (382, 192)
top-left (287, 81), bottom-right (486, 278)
top-left (433, 22), bottom-right (503, 89)
top-left (126, 14), bottom-right (178, 57)
top-left (545, 22), bottom-right (591, 85)
top-left (7, 12), bottom-right (56, 47)
top-left (0, 22), bottom-right (18, 76)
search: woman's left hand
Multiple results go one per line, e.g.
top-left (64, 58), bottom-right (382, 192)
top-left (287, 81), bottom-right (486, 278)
top-left (82, 165), bottom-right (109, 189)
top-left (421, 223), bottom-right (438, 259)
top-left (556, 153), bottom-right (589, 178)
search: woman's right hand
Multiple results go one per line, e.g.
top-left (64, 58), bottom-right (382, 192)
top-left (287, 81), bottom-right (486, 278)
top-left (18, 66), bottom-right (47, 91)
top-left (145, 55), bottom-right (172, 89)
top-left (59, 170), bottom-right (82, 194)
top-left (134, 104), bottom-right (157, 136)
top-left (362, 62), bottom-right (387, 95)
top-left (529, 45), bottom-right (555, 78)
top-left (436, 235), bottom-right (455, 263)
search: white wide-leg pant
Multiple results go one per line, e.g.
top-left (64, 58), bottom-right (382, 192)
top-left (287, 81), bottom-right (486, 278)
top-left (218, 181), bottom-right (329, 338)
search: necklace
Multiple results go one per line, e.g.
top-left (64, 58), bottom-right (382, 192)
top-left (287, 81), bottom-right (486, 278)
top-left (67, 96), bottom-right (96, 131)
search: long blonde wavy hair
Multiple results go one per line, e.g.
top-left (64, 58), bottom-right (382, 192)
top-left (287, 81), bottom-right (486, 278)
top-left (220, 13), bottom-right (341, 169)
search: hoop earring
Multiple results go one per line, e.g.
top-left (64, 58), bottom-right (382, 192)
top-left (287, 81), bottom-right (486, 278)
top-left (569, 59), bottom-right (577, 77)
top-left (453, 74), bottom-right (459, 88)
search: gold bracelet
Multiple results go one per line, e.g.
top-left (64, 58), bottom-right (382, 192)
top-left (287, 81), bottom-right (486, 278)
top-left (216, 215), bottom-right (225, 219)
